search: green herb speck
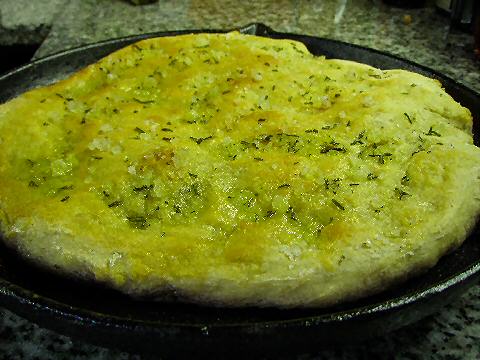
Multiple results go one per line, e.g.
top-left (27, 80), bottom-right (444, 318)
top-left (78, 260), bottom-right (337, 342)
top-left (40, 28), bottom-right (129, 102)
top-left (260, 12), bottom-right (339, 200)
top-left (332, 199), bottom-right (345, 210)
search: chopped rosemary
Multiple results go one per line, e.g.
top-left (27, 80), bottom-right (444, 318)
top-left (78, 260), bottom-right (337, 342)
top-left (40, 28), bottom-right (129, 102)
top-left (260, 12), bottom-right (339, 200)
top-left (265, 210), bottom-right (276, 218)
top-left (108, 200), bottom-right (123, 208)
top-left (369, 153), bottom-right (392, 164)
top-left (425, 126), bottom-right (441, 137)
top-left (322, 124), bottom-right (336, 130)
top-left (412, 145), bottom-right (425, 156)
top-left (395, 187), bottom-right (410, 200)
top-left (332, 199), bottom-right (345, 210)
top-left (190, 135), bottom-right (213, 144)
top-left (320, 141), bottom-right (346, 154)
top-left (261, 134), bottom-right (273, 144)
top-left (351, 130), bottom-right (366, 145)
top-left (127, 215), bottom-right (149, 229)
top-left (133, 184), bottom-right (154, 192)
top-left (404, 112), bottom-right (413, 124)
top-left (133, 98), bottom-right (155, 104)
top-left (324, 178), bottom-right (342, 193)
top-left (240, 140), bottom-right (259, 149)
top-left (286, 206), bottom-right (298, 221)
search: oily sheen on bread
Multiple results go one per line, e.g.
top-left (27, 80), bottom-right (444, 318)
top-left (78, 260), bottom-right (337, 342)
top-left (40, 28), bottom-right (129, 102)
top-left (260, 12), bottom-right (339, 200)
top-left (0, 32), bottom-right (479, 307)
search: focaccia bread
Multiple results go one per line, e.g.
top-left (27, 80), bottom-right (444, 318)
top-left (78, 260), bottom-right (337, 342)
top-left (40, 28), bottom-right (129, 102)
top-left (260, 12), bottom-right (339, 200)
top-left (0, 32), bottom-right (479, 307)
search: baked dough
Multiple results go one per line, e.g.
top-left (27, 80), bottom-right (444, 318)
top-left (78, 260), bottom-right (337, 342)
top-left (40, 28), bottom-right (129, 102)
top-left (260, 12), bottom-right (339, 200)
top-left (0, 32), bottom-right (479, 307)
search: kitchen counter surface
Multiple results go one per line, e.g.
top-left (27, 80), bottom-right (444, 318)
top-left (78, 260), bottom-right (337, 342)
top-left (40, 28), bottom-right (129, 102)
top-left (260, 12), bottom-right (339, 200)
top-left (1, 0), bottom-right (480, 359)
top-left (0, 0), bottom-right (66, 46)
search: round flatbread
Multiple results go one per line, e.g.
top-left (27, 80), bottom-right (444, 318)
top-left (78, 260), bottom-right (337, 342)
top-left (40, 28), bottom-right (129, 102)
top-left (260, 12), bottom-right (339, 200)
top-left (0, 32), bottom-right (479, 307)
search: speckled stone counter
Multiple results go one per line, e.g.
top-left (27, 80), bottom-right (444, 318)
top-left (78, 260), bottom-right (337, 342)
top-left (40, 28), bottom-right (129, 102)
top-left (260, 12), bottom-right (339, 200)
top-left (2, 0), bottom-right (480, 359)
top-left (0, 0), bottom-right (66, 45)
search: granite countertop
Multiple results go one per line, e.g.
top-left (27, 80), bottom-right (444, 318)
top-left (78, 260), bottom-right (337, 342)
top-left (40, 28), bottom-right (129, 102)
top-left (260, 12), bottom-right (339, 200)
top-left (0, 0), bottom-right (66, 46)
top-left (1, 0), bottom-right (480, 359)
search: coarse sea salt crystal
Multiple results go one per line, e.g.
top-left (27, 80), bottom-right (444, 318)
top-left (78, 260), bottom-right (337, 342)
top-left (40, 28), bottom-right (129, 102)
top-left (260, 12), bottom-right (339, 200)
top-left (363, 96), bottom-right (374, 107)
top-left (88, 137), bottom-right (110, 151)
top-left (109, 251), bottom-right (123, 267)
top-left (252, 72), bottom-right (263, 81)
top-left (110, 145), bottom-right (123, 155)
top-left (51, 159), bottom-right (72, 176)
top-left (321, 95), bottom-right (331, 108)
top-left (144, 119), bottom-right (159, 132)
top-left (128, 165), bottom-right (136, 175)
top-left (183, 56), bottom-right (193, 66)
top-left (100, 124), bottom-right (113, 132)
top-left (223, 136), bottom-right (233, 145)
top-left (279, 244), bottom-right (302, 261)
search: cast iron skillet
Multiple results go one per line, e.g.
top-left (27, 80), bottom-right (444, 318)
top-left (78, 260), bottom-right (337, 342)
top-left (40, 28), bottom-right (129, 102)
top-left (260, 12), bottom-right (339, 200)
top-left (0, 23), bottom-right (479, 357)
